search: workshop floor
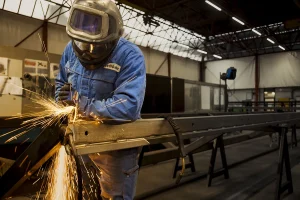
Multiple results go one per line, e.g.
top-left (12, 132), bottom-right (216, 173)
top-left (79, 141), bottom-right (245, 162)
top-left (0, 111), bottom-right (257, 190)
top-left (136, 133), bottom-right (300, 200)
top-left (5, 133), bottom-right (300, 200)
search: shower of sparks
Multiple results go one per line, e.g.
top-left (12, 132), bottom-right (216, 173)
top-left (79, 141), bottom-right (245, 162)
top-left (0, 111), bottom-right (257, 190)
top-left (43, 145), bottom-right (78, 200)
top-left (1, 87), bottom-right (76, 143)
top-left (0, 80), bottom-right (131, 198)
top-left (78, 155), bottom-right (100, 199)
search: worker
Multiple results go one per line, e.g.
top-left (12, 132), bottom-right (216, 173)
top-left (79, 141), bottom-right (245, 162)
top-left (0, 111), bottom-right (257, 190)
top-left (55, 0), bottom-right (146, 199)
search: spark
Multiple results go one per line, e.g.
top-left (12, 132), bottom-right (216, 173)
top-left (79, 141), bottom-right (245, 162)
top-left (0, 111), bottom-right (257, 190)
top-left (5, 129), bottom-right (33, 143)
top-left (80, 155), bottom-right (90, 177)
top-left (3, 86), bottom-right (76, 142)
top-left (25, 160), bottom-right (31, 173)
top-left (21, 138), bottom-right (30, 145)
top-left (96, 174), bottom-right (101, 180)
top-left (37, 167), bottom-right (42, 177)
top-left (83, 184), bottom-right (91, 200)
top-left (19, 155), bottom-right (29, 167)
top-left (1, 80), bottom-right (133, 198)
top-left (33, 178), bottom-right (41, 185)
top-left (44, 145), bottom-right (78, 200)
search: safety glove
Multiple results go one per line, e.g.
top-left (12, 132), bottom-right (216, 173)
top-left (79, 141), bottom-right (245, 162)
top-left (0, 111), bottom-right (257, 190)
top-left (58, 83), bottom-right (71, 101)
top-left (61, 100), bottom-right (75, 107)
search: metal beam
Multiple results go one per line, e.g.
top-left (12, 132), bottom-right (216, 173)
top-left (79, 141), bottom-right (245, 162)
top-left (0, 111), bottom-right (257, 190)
top-left (148, 0), bottom-right (191, 11)
top-left (117, 0), bottom-right (148, 12)
top-left (71, 112), bottom-right (300, 147)
top-left (199, 56), bottom-right (205, 82)
top-left (0, 124), bottom-right (63, 198)
top-left (167, 53), bottom-right (171, 77)
top-left (42, 21), bottom-right (48, 52)
top-left (255, 54), bottom-right (259, 106)
top-left (154, 54), bottom-right (168, 75)
top-left (14, 23), bottom-right (44, 47)
top-left (44, 0), bottom-right (70, 9)
top-left (141, 131), bottom-right (271, 166)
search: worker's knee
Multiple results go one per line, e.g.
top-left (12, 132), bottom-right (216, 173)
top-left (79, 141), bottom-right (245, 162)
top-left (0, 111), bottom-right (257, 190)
top-left (90, 148), bottom-right (140, 200)
top-left (101, 166), bottom-right (138, 200)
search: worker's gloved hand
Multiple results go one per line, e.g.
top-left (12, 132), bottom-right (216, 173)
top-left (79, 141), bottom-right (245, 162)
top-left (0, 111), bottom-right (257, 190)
top-left (58, 83), bottom-right (71, 101)
top-left (61, 100), bottom-right (75, 107)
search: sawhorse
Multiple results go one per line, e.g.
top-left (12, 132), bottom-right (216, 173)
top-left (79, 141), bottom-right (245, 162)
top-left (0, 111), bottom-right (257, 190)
top-left (275, 125), bottom-right (293, 200)
top-left (207, 135), bottom-right (229, 187)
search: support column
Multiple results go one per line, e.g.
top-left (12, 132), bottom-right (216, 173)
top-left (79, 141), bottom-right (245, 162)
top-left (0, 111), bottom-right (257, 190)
top-left (224, 79), bottom-right (228, 112)
top-left (42, 21), bottom-right (48, 52)
top-left (168, 53), bottom-right (172, 113)
top-left (255, 54), bottom-right (259, 106)
top-left (168, 53), bottom-right (171, 77)
top-left (199, 56), bottom-right (205, 82)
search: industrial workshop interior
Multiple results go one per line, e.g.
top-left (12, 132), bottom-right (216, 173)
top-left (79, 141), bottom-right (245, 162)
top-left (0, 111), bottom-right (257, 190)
top-left (1, 0), bottom-right (300, 200)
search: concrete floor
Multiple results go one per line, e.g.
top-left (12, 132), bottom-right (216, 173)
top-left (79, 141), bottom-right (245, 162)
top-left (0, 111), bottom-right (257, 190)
top-left (3, 133), bottom-right (300, 200)
top-left (136, 133), bottom-right (300, 200)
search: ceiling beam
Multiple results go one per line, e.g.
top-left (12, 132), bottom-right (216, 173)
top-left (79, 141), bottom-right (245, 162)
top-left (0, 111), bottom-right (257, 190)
top-left (117, 0), bottom-right (148, 12)
top-left (155, 0), bottom-right (192, 10)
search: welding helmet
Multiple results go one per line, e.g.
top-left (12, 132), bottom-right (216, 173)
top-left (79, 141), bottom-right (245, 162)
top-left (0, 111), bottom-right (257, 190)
top-left (66, 0), bottom-right (124, 69)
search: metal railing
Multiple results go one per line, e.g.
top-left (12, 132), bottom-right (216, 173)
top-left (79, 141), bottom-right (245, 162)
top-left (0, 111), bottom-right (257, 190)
top-left (228, 101), bottom-right (300, 112)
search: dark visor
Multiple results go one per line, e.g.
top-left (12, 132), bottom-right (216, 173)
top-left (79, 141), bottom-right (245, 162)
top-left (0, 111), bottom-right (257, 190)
top-left (70, 9), bottom-right (102, 35)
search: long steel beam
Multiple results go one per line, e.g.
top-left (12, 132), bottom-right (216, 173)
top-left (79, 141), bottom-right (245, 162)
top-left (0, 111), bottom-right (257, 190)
top-left (71, 112), bottom-right (300, 155)
top-left (1, 112), bottom-right (300, 197)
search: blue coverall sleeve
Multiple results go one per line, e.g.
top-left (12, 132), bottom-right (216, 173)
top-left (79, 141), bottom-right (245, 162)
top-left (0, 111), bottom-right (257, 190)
top-left (55, 43), bottom-right (71, 101)
top-left (80, 50), bottom-right (146, 121)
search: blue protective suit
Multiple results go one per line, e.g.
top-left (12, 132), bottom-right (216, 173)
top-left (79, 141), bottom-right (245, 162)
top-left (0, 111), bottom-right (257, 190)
top-left (55, 37), bottom-right (146, 199)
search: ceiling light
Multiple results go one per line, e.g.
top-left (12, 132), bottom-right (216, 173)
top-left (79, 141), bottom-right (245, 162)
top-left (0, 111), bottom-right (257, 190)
top-left (177, 43), bottom-right (190, 49)
top-left (267, 38), bottom-right (275, 44)
top-left (197, 49), bottom-right (208, 54)
top-left (213, 54), bottom-right (222, 59)
top-left (252, 29), bottom-right (261, 36)
top-left (205, 0), bottom-right (222, 11)
top-left (232, 17), bottom-right (245, 25)
top-left (278, 45), bottom-right (285, 50)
